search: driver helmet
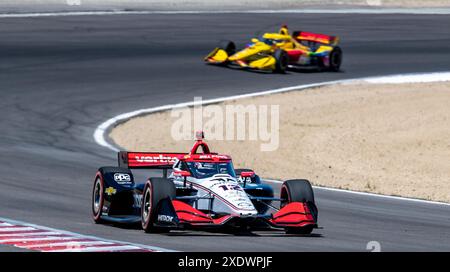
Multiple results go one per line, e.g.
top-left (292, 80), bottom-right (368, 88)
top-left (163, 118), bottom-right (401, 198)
top-left (279, 25), bottom-right (289, 36)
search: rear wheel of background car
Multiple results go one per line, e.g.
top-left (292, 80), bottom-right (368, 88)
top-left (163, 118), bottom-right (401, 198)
top-left (280, 179), bottom-right (318, 234)
top-left (274, 49), bottom-right (288, 73)
top-left (219, 40), bottom-right (236, 56)
top-left (141, 178), bottom-right (176, 233)
top-left (329, 46), bottom-right (343, 72)
top-left (92, 172), bottom-right (105, 224)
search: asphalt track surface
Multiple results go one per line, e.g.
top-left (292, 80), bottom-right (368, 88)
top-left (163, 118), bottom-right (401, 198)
top-left (0, 13), bottom-right (450, 252)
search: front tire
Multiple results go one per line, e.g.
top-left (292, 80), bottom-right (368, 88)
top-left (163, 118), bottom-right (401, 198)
top-left (280, 179), bottom-right (318, 234)
top-left (141, 178), bottom-right (176, 233)
top-left (92, 172), bottom-right (105, 224)
top-left (274, 49), bottom-right (288, 73)
top-left (219, 40), bottom-right (236, 56)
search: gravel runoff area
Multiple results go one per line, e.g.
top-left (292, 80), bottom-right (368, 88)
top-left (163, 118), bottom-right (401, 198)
top-left (0, 1), bottom-right (449, 13)
top-left (111, 82), bottom-right (450, 203)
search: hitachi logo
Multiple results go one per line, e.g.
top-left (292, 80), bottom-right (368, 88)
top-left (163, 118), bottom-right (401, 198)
top-left (134, 155), bottom-right (177, 163)
top-left (158, 215), bottom-right (174, 222)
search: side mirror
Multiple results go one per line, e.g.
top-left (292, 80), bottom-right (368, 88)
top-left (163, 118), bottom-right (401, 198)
top-left (174, 170), bottom-right (190, 187)
top-left (174, 170), bottom-right (191, 177)
top-left (240, 171), bottom-right (255, 178)
top-left (251, 38), bottom-right (259, 43)
top-left (240, 171), bottom-right (255, 188)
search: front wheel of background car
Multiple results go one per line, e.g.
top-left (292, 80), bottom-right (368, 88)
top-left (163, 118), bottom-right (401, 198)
top-left (274, 49), bottom-right (288, 73)
top-left (141, 178), bottom-right (176, 233)
top-left (329, 46), bottom-right (343, 72)
top-left (219, 40), bottom-right (236, 57)
top-left (92, 173), bottom-right (105, 224)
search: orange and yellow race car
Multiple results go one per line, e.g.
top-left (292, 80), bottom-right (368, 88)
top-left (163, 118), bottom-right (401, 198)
top-left (205, 25), bottom-right (343, 73)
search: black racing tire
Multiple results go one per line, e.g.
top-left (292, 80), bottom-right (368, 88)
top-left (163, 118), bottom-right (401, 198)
top-left (281, 179), bottom-right (315, 206)
top-left (141, 178), bottom-right (176, 233)
top-left (280, 179), bottom-right (318, 234)
top-left (92, 171), bottom-right (106, 224)
top-left (274, 49), bottom-right (288, 73)
top-left (292, 31), bottom-right (301, 39)
top-left (219, 40), bottom-right (236, 56)
top-left (92, 167), bottom-right (132, 223)
top-left (329, 46), bottom-right (343, 72)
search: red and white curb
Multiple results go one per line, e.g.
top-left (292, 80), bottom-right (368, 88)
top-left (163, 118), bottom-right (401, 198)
top-left (0, 217), bottom-right (174, 252)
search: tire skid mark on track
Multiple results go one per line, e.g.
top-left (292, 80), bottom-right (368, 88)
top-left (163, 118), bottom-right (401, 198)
top-left (0, 218), bottom-right (174, 252)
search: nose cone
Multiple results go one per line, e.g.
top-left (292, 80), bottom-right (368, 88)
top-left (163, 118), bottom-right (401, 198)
top-left (229, 43), bottom-right (270, 61)
top-left (205, 175), bottom-right (257, 215)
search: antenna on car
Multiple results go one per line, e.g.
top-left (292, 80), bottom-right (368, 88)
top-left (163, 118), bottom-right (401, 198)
top-left (190, 130), bottom-right (211, 155)
top-left (195, 130), bottom-right (204, 140)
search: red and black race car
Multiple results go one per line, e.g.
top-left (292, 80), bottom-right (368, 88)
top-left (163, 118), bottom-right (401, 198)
top-left (92, 132), bottom-right (318, 234)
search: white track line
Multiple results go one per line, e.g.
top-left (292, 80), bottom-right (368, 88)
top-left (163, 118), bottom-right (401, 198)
top-left (0, 227), bottom-right (36, 232)
top-left (365, 71), bottom-right (450, 84)
top-left (94, 71), bottom-right (450, 207)
top-left (0, 217), bottom-right (175, 252)
top-left (1, 8), bottom-right (450, 18)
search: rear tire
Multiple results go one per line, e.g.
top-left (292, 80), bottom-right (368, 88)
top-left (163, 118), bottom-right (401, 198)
top-left (329, 46), bottom-right (342, 72)
top-left (141, 178), bottom-right (176, 233)
top-left (280, 179), bottom-right (318, 235)
top-left (274, 49), bottom-right (288, 73)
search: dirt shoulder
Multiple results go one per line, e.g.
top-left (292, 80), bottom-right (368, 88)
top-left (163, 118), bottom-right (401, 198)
top-left (111, 82), bottom-right (450, 203)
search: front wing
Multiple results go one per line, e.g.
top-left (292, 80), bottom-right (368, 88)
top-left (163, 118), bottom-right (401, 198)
top-left (205, 48), bottom-right (276, 71)
top-left (154, 198), bottom-right (317, 230)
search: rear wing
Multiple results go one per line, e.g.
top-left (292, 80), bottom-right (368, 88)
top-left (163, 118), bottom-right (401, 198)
top-left (118, 151), bottom-right (186, 169)
top-left (293, 31), bottom-right (339, 45)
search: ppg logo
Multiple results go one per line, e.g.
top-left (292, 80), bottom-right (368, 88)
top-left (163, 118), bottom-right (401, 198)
top-left (114, 173), bottom-right (131, 184)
